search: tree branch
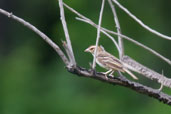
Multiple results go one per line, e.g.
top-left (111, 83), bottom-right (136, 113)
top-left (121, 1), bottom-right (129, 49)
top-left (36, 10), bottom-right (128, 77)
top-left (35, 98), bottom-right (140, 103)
top-left (59, 0), bottom-right (76, 66)
top-left (79, 18), bottom-right (171, 65)
top-left (122, 56), bottom-right (171, 88)
top-left (112, 0), bottom-right (171, 40)
top-left (66, 65), bottom-right (171, 106)
top-left (1, 4), bottom-right (171, 106)
top-left (63, 3), bottom-right (121, 57)
top-left (108, 0), bottom-right (124, 58)
top-left (63, 3), bottom-right (171, 65)
top-left (0, 8), bottom-right (69, 66)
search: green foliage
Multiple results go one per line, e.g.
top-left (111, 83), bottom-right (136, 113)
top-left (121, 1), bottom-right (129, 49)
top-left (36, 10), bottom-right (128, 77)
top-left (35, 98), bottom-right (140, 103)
top-left (0, 0), bottom-right (171, 114)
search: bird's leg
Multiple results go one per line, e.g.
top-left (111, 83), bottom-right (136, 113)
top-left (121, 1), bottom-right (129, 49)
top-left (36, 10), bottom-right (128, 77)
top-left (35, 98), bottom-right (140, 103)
top-left (89, 62), bottom-right (93, 69)
top-left (103, 69), bottom-right (113, 79)
top-left (118, 71), bottom-right (127, 80)
top-left (109, 71), bottom-right (114, 77)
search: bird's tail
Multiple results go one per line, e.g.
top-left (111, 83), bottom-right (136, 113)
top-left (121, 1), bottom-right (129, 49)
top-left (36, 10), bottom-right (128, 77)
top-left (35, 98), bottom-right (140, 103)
top-left (124, 68), bottom-right (138, 80)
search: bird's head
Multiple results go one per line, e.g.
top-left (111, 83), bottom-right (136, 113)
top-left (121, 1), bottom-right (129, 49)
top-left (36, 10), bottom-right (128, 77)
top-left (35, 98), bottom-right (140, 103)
top-left (84, 45), bottom-right (104, 55)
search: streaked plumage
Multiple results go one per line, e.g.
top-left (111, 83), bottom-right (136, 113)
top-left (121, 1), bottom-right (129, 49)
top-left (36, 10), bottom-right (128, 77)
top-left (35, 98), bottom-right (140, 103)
top-left (85, 45), bottom-right (138, 80)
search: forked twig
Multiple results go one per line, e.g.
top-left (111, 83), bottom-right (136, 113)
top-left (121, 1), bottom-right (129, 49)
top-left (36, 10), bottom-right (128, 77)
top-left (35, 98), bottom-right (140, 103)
top-left (108, 0), bottom-right (124, 58)
top-left (59, 0), bottom-right (76, 66)
top-left (76, 17), bottom-right (121, 53)
top-left (1, 3), bottom-right (171, 106)
top-left (63, 3), bottom-right (121, 56)
top-left (63, 3), bottom-right (171, 65)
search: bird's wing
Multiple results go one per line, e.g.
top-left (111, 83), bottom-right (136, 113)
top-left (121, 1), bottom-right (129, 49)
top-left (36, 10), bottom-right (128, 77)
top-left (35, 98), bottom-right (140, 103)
top-left (97, 52), bottom-right (124, 72)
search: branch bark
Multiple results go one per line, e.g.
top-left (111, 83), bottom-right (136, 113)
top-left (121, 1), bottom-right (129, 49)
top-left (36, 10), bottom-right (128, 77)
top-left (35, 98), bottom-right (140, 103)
top-left (67, 65), bottom-right (171, 106)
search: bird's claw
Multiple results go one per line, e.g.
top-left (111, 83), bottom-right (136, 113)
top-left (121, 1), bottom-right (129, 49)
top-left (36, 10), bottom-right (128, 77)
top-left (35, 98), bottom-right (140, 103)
top-left (105, 74), bottom-right (109, 80)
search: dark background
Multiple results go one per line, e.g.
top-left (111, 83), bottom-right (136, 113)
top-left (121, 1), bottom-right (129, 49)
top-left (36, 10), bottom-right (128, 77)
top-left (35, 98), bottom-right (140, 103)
top-left (0, 0), bottom-right (171, 114)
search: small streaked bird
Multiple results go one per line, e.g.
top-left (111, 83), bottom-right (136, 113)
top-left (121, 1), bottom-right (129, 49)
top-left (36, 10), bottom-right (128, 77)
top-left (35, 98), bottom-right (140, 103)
top-left (85, 45), bottom-right (138, 80)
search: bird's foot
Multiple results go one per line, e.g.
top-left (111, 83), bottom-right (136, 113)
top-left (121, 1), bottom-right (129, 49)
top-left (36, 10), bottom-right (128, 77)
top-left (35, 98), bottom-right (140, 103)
top-left (109, 71), bottom-right (114, 78)
top-left (101, 72), bottom-right (108, 80)
top-left (105, 74), bottom-right (109, 80)
top-left (102, 69), bottom-right (114, 80)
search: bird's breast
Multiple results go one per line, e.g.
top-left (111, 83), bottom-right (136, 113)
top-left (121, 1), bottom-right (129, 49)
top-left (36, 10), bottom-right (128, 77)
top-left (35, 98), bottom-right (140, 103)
top-left (96, 59), bottom-right (109, 70)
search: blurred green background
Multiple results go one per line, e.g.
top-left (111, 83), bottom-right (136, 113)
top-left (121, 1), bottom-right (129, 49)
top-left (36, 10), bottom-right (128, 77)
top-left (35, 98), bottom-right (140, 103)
top-left (0, 0), bottom-right (171, 114)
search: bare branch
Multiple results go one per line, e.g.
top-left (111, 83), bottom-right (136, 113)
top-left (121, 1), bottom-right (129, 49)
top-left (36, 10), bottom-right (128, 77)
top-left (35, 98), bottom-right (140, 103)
top-left (108, 0), bottom-right (124, 58)
top-left (76, 17), bottom-right (171, 65)
top-left (0, 8), bottom-right (69, 65)
top-left (1, 2), bottom-right (171, 107)
top-left (105, 29), bottom-right (171, 65)
top-left (93, 0), bottom-right (106, 69)
top-left (63, 3), bottom-right (121, 55)
top-left (67, 66), bottom-right (171, 106)
top-left (58, 0), bottom-right (76, 66)
top-left (63, 3), bottom-right (171, 65)
top-left (112, 0), bottom-right (171, 40)
top-left (122, 56), bottom-right (171, 88)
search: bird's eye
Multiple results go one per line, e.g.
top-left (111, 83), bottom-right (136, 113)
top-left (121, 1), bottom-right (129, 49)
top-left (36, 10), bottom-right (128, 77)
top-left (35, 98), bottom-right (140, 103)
top-left (90, 48), bottom-right (94, 51)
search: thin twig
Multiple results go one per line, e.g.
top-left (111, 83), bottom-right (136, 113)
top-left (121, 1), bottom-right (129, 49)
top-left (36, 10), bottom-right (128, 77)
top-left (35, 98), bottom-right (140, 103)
top-left (76, 17), bottom-right (171, 65)
top-left (0, 8), bottom-right (69, 65)
top-left (92, 0), bottom-right (106, 69)
top-left (59, 0), bottom-right (76, 66)
top-left (108, 0), bottom-right (124, 58)
top-left (103, 28), bottom-right (171, 65)
top-left (112, 0), bottom-right (171, 40)
top-left (63, 3), bottom-right (171, 65)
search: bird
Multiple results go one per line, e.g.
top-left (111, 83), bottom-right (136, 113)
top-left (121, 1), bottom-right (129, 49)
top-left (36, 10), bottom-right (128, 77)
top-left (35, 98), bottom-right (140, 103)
top-left (84, 45), bottom-right (138, 80)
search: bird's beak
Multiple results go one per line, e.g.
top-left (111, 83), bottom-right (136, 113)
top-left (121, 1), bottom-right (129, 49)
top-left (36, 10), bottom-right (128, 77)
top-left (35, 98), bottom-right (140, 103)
top-left (84, 48), bottom-right (90, 52)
